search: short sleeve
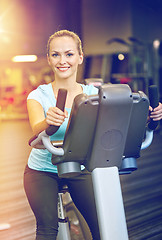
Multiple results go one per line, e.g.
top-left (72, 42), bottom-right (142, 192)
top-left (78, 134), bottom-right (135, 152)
top-left (81, 84), bottom-right (99, 95)
top-left (27, 88), bottom-right (43, 106)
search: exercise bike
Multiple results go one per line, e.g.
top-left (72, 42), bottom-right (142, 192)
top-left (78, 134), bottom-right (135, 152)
top-left (29, 84), bottom-right (159, 240)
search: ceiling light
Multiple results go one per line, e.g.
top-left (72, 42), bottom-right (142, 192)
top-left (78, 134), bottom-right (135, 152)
top-left (118, 54), bottom-right (125, 61)
top-left (12, 55), bottom-right (37, 62)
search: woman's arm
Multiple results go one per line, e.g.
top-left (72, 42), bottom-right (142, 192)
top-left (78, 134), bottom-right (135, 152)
top-left (149, 102), bottom-right (162, 121)
top-left (27, 99), bottom-right (67, 135)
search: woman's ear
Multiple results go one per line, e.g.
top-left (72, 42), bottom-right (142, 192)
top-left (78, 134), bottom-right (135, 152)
top-left (47, 54), bottom-right (51, 66)
top-left (79, 53), bottom-right (84, 65)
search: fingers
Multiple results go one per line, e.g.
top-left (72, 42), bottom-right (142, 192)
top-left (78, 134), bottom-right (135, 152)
top-left (46, 107), bottom-right (68, 126)
top-left (149, 106), bottom-right (153, 112)
top-left (154, 102), bottom-right (162, 112)
top-left (150, 113), bottom-right (162, 121)
top-left (64, 109), bottom-right (68, 118)
top-left (150, 103), bottom-right (162, 121)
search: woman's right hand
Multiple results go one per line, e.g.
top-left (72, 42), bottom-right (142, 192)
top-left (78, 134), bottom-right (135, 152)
top-left (46, 107), bottom-right (68, 126)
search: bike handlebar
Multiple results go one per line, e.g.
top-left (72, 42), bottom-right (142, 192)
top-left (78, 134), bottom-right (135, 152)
top-left (45, 88), bottom-right (67, 136)
top-left (148, 85), bottom-right (159, 130)
top-left (28, 88), bottom-right (67, 151)
top-left (141, 85), bottom-right (159, 150)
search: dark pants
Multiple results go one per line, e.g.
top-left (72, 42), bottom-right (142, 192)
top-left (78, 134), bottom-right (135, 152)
top-left (23, 165), bottom-right (100, 240)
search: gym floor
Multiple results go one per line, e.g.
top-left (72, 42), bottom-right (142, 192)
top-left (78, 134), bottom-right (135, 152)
top-left (0, 120), bottom-right (162, 240)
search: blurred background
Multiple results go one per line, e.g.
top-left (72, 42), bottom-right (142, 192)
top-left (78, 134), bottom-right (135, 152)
top-left (1, 0), bottom-right (162, 119)
top-left (0, 0), bottom-right (162, 239)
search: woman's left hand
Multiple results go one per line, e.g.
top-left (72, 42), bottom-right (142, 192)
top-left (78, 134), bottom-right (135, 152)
top-left (149, 102), bottom-right (162, 121)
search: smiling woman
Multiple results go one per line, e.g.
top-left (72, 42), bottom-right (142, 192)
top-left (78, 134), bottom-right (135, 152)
top-left (23, 29), bottom-right (100, 240)
top-left (47, 35), bottom-right (83, 93)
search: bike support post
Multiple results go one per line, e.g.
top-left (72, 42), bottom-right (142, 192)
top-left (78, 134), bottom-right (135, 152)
top-left (57, 193), bottom-right (71, 240)
top-left (92, 166), bottom-right (129, 240)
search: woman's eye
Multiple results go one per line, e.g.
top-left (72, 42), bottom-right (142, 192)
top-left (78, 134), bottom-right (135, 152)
top-left (67, 53), bottom-right (73, 57)
top-left (52, 53), bottom-right (58, 57)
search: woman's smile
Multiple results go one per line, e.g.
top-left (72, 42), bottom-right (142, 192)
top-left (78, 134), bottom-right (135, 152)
top-left (57, 66), bottom-right (70, 72)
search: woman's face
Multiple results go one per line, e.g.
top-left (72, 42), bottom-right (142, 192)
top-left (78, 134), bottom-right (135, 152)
top-left (47, 36), bottom-right (83, 80)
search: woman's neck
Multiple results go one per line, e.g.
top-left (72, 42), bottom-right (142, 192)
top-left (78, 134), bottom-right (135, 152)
top-left (51, 78), bottom-right (83, 108)
top-left (52, 77), bottom-right (80, 93)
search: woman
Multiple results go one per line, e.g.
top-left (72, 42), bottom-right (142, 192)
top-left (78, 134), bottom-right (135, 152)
top-left (24, 30), bottom-right (100, 240)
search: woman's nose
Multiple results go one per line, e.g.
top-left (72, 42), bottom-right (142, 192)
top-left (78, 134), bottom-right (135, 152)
top-left (59, 55), bottom-right (66, 64)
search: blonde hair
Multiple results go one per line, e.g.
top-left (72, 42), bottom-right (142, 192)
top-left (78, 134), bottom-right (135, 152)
top-left (47, 30), bottom-right (83, 56)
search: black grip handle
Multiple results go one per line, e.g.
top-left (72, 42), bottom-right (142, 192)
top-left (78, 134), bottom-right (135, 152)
top-left (148, 85), bottom-right (159, 130)
top-left (45, 88), bottom-right (67, 136)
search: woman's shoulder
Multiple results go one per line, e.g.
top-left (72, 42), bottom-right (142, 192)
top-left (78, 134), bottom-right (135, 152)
top-left (27, 83), bottom-right (52, 99)
top-left (37, 83), bottom-right (52, 92)
top-left (81, 84), bottom-right (98, 95)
